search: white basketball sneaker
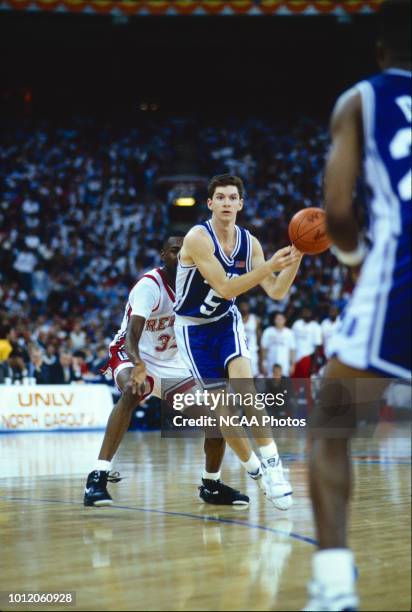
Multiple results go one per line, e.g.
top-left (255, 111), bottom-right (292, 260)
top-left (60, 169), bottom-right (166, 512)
top-left (303, 549), bottom-right (359, 611)
top-left (249, 456), bottom-right (293, 510)
top-left (303, 581), bottom-right (359, 611)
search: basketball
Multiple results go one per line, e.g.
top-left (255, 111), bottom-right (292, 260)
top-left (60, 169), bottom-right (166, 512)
top-left (288, 207), bottom-right (331, 254)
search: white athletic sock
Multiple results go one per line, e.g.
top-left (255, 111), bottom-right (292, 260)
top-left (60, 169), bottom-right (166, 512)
top-left (259, 441), bottom-right (278, 460)
top-left (94, 460), bottom-right (112, 472)
top-left (313, 549), bottom-right (356, 591)
top-left (240, 451), bottom-right (261, 474)
top-left (202, 470), bottom-right (221, 481)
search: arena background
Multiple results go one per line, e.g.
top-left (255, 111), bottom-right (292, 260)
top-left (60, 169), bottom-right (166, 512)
top-left (0, 3), bottom-right (411, 612)
top-left (0, 0), bottom-right (380, 412)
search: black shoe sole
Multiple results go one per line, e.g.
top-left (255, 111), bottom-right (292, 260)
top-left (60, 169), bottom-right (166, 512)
top-left (199, 494), bottom-right (249, 506)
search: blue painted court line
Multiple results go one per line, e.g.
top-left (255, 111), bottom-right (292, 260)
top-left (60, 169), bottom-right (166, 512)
top-left (281, 453), bottom-right (411, 465)
top-left (352, 459), bottom-right (411, 464)
top-left (0, 494), bottom-right (318, 547)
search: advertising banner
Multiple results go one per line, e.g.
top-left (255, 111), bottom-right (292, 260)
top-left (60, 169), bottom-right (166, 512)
top-left (0, 384), bottom-right (113, 432)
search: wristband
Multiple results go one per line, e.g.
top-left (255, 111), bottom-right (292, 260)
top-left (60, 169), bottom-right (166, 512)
top-left (331, 240), bottom-right (367, 266)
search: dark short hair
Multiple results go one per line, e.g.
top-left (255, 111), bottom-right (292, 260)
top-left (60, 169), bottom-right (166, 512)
top-left (208, 174), bottom-right (245, 199)
top-left (273, 363), bottom-right (282, 369)
top-left (162, 233), bottom-right (185, 249)
top-left (378, 0), bottom-right (411, 60)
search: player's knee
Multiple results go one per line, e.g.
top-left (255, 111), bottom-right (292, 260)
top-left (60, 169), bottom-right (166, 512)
top-left (310, 378), bottom-right (357, 434)
top-left (120, 387), bottom-right (140, 412)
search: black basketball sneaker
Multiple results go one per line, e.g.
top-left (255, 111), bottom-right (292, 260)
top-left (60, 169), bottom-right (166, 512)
top-left (83, 470), bottom-right (122, 507)
top-left (199, 479), bottom-right (249, 506)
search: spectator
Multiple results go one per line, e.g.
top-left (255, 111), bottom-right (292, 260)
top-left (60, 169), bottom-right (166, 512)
top-left (48, 350), bottom-right (83, 384)
top-left (291, 307), bottom-right (322, 411)
top-left (90, 343), bottom-right (109, 376)
top-left (72, 349), bottom-right (90, 378)
top-left (0, 324), bottom-right (13, 362)
top-left (0, 347), bottom-right (28, 384)
top-left (13, 247), bottom-right (37, 293)
top-left (32, 264), bottom-right (51, 309)
top-left (260, 313), bottom-right (296, 377)
top-left (238, 299), bottom-right (262, 377)
top-left (27, 345), bottom-right (50, 384)
top-left (0, 361), bottom-right (8, 384)
top-left (43, 343), bottom-right (58, 366)
top-left (291, 307), bottom-right (322, 379)
top-left (70, 321), bottom-right (87, 351)
top-left (321, 305), bottom-right (340, 360)
top-left (264, 364), bottom-right (297, 418)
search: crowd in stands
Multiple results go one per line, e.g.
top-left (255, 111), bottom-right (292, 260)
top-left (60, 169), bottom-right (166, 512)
top-left (0, 116), bottom-right (353, 385)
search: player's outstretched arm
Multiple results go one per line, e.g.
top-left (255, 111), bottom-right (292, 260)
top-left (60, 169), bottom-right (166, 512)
top-left (183, 228), bottom-right (298, 300)
top-left (324, 88), bottom-right (363, 255)
top-left (251, 236), bottom-right (302, 300)
top-left (124, 315), bottom-right (147, 394)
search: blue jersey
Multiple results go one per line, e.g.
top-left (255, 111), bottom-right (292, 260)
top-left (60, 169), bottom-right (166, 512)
top-left (329, 69), bottom-right (411, 378)
top-left (174, 220), bottom-right (253, 324)
top-left (359, 69), bottom-right (411, 243)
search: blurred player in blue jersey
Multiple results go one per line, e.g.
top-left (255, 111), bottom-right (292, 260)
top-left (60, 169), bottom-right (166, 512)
top-left (174, 173), bottom-right (303, 509)
top-left (305, 1), bottom-right (411, 610)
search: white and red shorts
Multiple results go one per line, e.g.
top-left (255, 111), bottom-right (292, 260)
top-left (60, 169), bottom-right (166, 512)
top-left (102, 345), bottom-right (195, 401)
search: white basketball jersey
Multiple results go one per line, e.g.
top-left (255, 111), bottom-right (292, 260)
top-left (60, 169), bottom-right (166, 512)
top-left (292, 319), bottom-right (322, 362)
top-left (242, 314), bottom-right (259, 354)
top-left (321, 318), bottom-right (339, 359)
top-left (111, 267), bottom-right (185, 366)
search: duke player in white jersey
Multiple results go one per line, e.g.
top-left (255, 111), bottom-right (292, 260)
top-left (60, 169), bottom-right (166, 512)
top-left (304, 2), bottom-right (411, 610)
top-left (174, 174), bottom-right (303, 510)
top-left (84, 237), bottom-right (249, 507)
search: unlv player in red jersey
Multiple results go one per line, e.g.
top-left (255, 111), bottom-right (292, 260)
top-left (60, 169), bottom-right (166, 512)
top-left (83, 236), bottom-right (249, 507)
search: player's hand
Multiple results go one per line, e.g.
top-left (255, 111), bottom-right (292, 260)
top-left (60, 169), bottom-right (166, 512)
top-left (128, 361), bottom-right (147, 395)
top-left (290, 245), bottom-right (304, 259)
top-left (269, 246), bottom-right (302, 272)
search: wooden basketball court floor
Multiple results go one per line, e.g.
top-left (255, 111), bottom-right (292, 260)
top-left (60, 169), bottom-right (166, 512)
top-left (0, 426), bottom-right (410, 611)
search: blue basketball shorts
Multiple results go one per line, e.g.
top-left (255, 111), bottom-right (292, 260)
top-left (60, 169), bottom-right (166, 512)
top-left (174, 309), bottom-right (250, 387)
top-left (329, 237), bottom-right (411, 379)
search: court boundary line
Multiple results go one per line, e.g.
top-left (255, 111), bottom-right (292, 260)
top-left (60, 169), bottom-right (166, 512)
top-left (0, 494), bottom-right (318, 546)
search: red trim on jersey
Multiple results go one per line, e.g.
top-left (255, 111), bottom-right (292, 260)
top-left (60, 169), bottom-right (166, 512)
top-left (142, 375), bottom-right (155, 401)
top-left (156, 268), bottom-right (175, 303)
top-left (140, 273), bottom-right (161, 312)
top-left (111, 304), bottom-right (132, 349)
top-left (141, 273), bottom-right (161, 289)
